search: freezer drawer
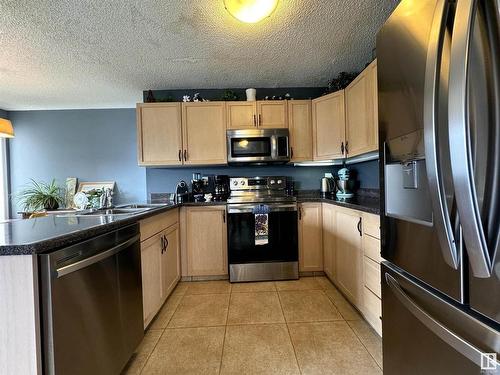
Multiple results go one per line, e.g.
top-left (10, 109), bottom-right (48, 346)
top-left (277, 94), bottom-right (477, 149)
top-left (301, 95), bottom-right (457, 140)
top-left (382, 262), bottom-right (500, 375)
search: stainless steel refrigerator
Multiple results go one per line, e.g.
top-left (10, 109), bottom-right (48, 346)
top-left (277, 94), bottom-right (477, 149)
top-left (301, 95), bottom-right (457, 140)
top-left (377, 0), bottom-right (500, 373)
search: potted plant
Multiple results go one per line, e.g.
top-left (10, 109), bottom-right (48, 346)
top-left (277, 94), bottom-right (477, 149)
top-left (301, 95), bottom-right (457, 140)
top-left (17, 179), bottom-right (64, 211)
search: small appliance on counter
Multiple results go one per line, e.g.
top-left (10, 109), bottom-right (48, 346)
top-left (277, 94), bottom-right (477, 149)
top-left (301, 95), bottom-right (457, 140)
top-left (214, 175), bottom-right (230, 201)
top-left (321, 175), bottom-right (336, 197)
top-left (191, 173), bottom-right (205, 202)
top-left (175, 180), bottom-right (189, 203)
top-left (336, 167), bottom-right (354, 199)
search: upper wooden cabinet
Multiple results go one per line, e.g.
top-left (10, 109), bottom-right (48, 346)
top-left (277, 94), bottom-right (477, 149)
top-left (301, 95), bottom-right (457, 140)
top-left (137, 103), bottom-right (183, 166)
top-left (226, 102), bottom-right (256, 129)
top-left (288, 100), bottom-right (313, 162)
top-left (257, 101), bottom-right (288, 128)
top-left (299, 203), bottom-right (323, 272)
top-left (227, 101), bottom-right (288, 129)
top-left (312, 91), bottom-right (346, 160)
top-left (182, 102), bottom-right (227, 165)
top-left (137, 102), bottom-right (227, 166)
top-left (345, 59), bottom-right (378, 157)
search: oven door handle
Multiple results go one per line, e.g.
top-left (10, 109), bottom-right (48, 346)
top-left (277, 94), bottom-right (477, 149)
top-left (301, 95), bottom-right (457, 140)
top-left (55, 234), bottom-right (140, 278)
top-left (227, 203), bottom-right (297, 214)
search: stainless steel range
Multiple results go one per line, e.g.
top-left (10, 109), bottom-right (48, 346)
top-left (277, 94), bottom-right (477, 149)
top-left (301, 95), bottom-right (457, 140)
top-left (227, 176), bottom-right (298, 282)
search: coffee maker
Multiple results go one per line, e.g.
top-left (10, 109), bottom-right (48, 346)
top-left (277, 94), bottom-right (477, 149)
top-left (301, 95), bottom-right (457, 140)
top-left (213, 175), bottom-right (229, 201)
top-left (191, 173), bottom-right (205, 202)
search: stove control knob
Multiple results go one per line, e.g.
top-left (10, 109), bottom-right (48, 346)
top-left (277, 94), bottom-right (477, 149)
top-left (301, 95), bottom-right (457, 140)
top-left (277, 179), bottom-right (283, 185)
top-left (270, 180), bottom-right (275, 185)
top-left (233, 181), bottom-right (238, 186)
top-left (241, 180), bottom-right (246, 185)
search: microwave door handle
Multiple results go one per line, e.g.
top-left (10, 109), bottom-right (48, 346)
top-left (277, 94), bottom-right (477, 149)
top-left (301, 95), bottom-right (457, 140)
top-left (423, 0), bottom-right (459, 269)
top-left (449, 0), bottom-right (492, 277)
top-left (271, 136), bottom-right (277, 160)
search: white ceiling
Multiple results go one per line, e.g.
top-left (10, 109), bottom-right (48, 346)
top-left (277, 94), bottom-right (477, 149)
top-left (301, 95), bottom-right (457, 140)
top-left (0, 0), bottom-right (398, 110)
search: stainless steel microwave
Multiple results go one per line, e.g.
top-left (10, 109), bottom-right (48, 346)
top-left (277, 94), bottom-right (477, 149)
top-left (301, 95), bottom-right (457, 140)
top-left (226, 129), bottom-right (290, 165)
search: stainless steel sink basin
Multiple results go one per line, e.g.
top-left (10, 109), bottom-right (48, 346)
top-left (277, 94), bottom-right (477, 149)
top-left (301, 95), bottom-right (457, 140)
top-left (118, 203), bottom-right (172, 209)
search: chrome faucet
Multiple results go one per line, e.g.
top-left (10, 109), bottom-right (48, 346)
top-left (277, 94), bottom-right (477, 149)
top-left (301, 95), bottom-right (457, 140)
top-left (99, 188), bottom-right (113, 209)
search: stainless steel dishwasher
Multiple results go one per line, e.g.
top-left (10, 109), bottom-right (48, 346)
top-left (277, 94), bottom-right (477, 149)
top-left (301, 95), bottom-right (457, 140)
top-left (39, 224), bottom-right (143, 375)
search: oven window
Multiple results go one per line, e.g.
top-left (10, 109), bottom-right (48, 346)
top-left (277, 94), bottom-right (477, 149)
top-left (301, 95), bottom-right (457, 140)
top-left (231, 137), bottom-right (271, 157)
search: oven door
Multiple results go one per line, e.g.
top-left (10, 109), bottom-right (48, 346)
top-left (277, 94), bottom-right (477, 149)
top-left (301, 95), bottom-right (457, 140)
top-left (227, 203), bottom-right (298, 281)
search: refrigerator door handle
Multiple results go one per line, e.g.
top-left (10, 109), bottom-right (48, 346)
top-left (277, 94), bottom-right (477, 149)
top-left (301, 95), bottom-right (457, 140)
top-left (423, 0), bottom-right (459, 270)
top-left (385, 273), bottom-right (496, 368)
top-left (449, 0), bottom-right (492, 278)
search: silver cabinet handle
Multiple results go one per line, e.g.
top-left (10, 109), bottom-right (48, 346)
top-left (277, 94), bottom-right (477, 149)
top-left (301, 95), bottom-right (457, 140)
top-left (56, 234), bottom-right (140, 278)
top-left (385, 272), bottom-right (497, 368)
top-left (449, 0), bottom-right (491, 277)
top-left (423, 0), bottom-right (459, 270)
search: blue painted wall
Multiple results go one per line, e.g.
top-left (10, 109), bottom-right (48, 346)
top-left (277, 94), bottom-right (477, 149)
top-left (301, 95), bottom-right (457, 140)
top-left (146, 160), bottom-right (379, 195)
top-left (0, 109), bottom-right (8, 119)
top-left (8, 109), bottom-right (146, 215)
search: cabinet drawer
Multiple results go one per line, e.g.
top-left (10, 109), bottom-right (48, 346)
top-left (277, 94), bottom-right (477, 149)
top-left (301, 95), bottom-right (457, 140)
top-left (363, 287), bottom-right (382, 336)
top-left (363, 234), bottom-right (381, 263)
top-left (140, 209), bottom-right (179, 241)
top-left (364, 256), bottom-right (381, 298)
top-left (363, 213), bottom-right (380, 239)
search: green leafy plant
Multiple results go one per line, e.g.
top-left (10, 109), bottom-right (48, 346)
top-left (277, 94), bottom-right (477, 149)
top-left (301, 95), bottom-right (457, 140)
top-left (17, 179), bottom-right (64, 211)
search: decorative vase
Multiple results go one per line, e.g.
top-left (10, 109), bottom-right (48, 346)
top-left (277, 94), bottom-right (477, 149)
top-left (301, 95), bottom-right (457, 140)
top-left (246, 88), bottom-right (256, 101)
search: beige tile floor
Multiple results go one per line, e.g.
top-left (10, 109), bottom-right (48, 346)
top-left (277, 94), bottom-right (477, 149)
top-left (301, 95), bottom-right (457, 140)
top-left (122, 276), bottom-right (382, 375)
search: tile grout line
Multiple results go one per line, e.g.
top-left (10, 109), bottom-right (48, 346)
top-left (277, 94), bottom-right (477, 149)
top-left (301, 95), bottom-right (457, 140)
top-left (218, 283), bottom-right (233, 375)
top-left (345, 320), bottom-right (383, 371)
top-left (138, 285), bottom-right (188, 374)
top-left (276, 288), bottom-right (303, 375)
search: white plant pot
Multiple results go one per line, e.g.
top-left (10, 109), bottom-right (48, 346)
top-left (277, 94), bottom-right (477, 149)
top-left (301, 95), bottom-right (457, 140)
top-left (246, 88), bottom-right (256, 101)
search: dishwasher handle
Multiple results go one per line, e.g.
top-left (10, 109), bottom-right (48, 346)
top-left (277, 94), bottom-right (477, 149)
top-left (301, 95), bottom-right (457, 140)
top-left (56, 234), bottom-right (140, 278)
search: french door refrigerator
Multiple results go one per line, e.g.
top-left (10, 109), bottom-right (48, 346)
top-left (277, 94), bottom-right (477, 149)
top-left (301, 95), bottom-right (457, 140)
top-left (377, 0), bottom-right (500, 374)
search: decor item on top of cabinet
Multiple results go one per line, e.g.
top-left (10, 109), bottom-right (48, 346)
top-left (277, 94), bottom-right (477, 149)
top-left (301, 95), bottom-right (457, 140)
top-left (146, 90), bottom-right (156, 103)
top-left (17, 178), bottom-right (64, 211)
top-left (220, 89), bottom-right (239, 101)
top-left (327, 71), bottom-right (359, 93)
top-left (183, 95), bottom-right (191, 102)
top-left (246, 88), bottom-right (256, 101)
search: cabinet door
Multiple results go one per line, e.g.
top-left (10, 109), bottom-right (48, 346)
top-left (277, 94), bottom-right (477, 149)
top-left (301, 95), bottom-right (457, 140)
top-left (322, 203), bottom-right (336, 281)
top-left (288, 100), bottom-right (313, 161)
top-left (335, 209), bottom-right (363, 305)
top-left (345, 60), bottom-right (378, 157)
top-left (137, 103), bottom-right (183, 166)
top-left (226, 102), bottom-right (256, 129)
top-left (182, 102), bottom-right (227, 165)
top-left (299, 203), bottom-right (323, 272)
top-left (161, 225), bottom-right (180, 301)
top-left (257, 101), bottom-right (287, 128)
top-left (312, 91), bottom-right (346, 160)
top-left (186, 206), bottom-right (228, 276)
top-left (141, 232), bottom-right (163, 327)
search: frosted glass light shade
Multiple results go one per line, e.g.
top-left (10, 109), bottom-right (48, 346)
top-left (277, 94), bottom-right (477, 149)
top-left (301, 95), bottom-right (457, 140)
top-left (224, 0), bottom-right (279, 23)
top-left (0, 119), bottom-right (14, 138)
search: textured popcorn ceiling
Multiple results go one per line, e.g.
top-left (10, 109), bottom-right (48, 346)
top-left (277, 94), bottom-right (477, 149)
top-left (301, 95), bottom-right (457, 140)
top-left (0, 0), bottom-right (398, 110)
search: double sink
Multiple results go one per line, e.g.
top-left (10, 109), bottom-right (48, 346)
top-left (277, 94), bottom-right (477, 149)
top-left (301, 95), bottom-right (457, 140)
top-left (57, 203), bottom-right (170, 217)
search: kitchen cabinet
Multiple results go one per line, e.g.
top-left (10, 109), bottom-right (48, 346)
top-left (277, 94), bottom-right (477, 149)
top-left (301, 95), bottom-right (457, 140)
top-left (345, 60), bottom-right (378, 157)
top-left (182, 206), bottom-right (228, 277)
top-left (137, 102), bottom-right (227, 167)
top-left (322, 203), bottom-right (336, 281)
top-left (226, 101), bottom-right (288, 129)
top-left (182, 102), bottom-right (227, 165)
top-left (137, 103), bottom-right (183, 166)
top-left (288, 100), bottom-right (313, 161)
top-left (298, 203), bottom-right (323, 272)
top-left (140, 209), bottom-right (180, 328)
top-left (334, 207), bottom-right (363, 306)
top-left (256, 101), bottom-right (288, 128)
top-left (312, 90), bottom-right (346, 160)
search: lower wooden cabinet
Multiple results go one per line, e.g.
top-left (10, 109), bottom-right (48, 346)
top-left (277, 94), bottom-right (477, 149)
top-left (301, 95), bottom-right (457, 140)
top-left (299, 203), bottom-right (323, 272)
top-left (181, 206), bottom-right (228, 277)
top-left (334, 208), bottom-right (363, 306)
top-left (322, 203), bottom-right (336, 281)
top-left (140, 209), bottom-right (180, 328)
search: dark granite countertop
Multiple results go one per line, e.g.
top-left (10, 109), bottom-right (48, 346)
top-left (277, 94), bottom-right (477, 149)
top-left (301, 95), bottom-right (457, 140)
top-left (296, 190), bottom-right (380, 215)
top-left (2, 193), bottom-right (378, 256)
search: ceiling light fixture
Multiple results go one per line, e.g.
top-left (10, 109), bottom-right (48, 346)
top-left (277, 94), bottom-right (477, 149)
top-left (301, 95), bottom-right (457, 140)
top-left (0, 118), bottom-right (14, 138)
top-left (224, 0), bottom-right (279, 24)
